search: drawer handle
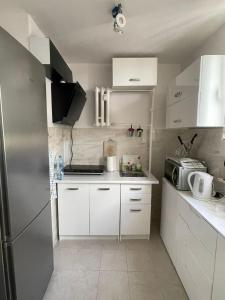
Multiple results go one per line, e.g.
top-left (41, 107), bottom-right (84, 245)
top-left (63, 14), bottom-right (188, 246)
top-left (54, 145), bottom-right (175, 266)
top-left (174, 91), bottom-right (182, 97)
top-left (98, 188), bottom-right (110, 191)
top-left (130, 198), bottom-right (142, 201)
top-left (130, 209), bottom-right (142, 212)
top-left (173, 119), bottom-right (182, 123)
top-left (66, 188), bottom-right (79, 191)
top-left (129, 78), bottom-right (141, 82)
top-left (130, 188), bottom-right (142, 191)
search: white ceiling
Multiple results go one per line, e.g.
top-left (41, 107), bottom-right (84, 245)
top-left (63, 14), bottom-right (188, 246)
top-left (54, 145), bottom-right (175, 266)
top-left (13, 0), bottom-right (225, 63)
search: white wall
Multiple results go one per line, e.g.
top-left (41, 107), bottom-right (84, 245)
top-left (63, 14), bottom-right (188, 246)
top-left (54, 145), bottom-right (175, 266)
top-left (70, 63), bottom-right (180, 129)
top-left (183, 22), bottom-right (225, 68)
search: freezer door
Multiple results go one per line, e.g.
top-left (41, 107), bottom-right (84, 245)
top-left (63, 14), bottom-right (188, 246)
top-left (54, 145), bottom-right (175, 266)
top-left (5, 203), bottom-right (53, 300)
top-left (0, 28), bottom-right (50, 239)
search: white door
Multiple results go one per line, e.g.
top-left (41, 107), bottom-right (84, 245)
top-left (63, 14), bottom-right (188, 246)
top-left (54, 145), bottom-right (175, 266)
top-left (90, 184), bottom-right (120, 235)
top-left (58, 184), bottom-right (89, 236)
top-left (112, 58), bottom-right (157, 87)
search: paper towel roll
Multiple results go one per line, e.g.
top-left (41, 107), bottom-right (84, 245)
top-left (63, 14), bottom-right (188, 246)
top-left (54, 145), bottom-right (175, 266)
top-left (107, 156), bottom-right (117, 172)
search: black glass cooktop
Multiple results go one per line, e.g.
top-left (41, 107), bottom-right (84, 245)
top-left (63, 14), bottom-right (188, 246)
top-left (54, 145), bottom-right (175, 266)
top-left (64, 165), bottom-right (104, 175)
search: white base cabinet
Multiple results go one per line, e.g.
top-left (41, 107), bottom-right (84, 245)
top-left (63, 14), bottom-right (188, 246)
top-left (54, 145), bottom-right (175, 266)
top-left (58, 184), bottom-right (89, 236)
top-left (161, 178), bottom-right (223, 300)
top-left (57, 183), bottom-right (152, 237)
top-left (160, 178), bottom-right (179, 264)
top-left (212, 235), bottom-right (225, 300)
top-left (121, 185), bottom-right (151, 236)
top-left (90, 184), bottom-right (120, 235)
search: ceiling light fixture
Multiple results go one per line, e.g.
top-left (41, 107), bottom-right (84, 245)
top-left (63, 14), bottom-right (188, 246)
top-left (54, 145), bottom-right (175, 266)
top-left (112, 3), bottom-right (126, 34)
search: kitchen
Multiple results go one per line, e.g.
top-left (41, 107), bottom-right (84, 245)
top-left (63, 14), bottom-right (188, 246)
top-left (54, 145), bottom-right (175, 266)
top-left (1, 0), bottom-right (225, 300)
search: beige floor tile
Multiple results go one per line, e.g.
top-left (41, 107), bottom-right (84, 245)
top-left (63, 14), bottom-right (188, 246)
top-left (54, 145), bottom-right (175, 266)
top-left (161, 285), bottom-right (188, 300)
top-left (100, 250), bottom-right (127, 271)
top-left (130, 284), bottom-right (163, 300)
top-left (102, 239), bottom-right (126, 251)
top-left (97, 271), bottom-right (130, 300)
top-left (127, 250), bottom-right (154, 271)
top-left (128, 271), bottom-right (159, 288)
top-left (43, 270), bottom-right (99, 300)
top-left (54, 248), bottom-right (102, 271)
top-left (125, 239), bottom-right (152, 251)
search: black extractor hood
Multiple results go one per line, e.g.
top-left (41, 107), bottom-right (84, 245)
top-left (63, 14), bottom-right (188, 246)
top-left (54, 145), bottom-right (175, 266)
top-left (51, 82), bottom-right (86, 126)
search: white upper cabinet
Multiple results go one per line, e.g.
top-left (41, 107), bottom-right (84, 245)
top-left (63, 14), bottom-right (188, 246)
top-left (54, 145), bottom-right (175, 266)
top-left (112, 57), bottom-right (157, 90)
top-left (166, 55), bottom-right (225, 128)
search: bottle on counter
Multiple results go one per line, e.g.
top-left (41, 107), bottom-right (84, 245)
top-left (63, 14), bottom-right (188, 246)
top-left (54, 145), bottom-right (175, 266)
top-left (56, 155), bottom-right (64, 180)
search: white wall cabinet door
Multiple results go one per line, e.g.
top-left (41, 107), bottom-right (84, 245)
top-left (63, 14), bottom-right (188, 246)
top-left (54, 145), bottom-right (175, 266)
top-left (112, 57), bottom-right (157, 89)
top-left (58, 184), bottom-right (89, 236)
top-left (90, 184), bottom-right (120, 235)
top-left (212, 234), bottom-right (225, 300)
top-left (160, 178), bottom-right (179, 265)
top-left (166, 55), bottom-right (225, 128)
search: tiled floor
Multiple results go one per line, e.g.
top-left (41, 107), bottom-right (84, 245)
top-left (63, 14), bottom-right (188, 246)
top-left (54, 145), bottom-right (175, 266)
top-left (43, 232), bottom-right (188, 300)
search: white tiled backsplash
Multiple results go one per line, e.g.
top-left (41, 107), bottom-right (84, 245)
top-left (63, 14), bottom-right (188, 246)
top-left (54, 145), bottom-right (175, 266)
top-left (48, 127), bottom-right (150, 170)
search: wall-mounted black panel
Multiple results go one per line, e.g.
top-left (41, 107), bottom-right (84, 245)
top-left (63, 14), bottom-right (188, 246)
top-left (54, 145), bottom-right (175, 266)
top-left (44, 40), bottom-right (73, 83)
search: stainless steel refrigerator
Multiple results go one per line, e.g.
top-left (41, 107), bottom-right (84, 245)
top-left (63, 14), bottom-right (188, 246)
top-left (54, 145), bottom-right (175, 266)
top-left (0, 27), bottom-right (54, 300)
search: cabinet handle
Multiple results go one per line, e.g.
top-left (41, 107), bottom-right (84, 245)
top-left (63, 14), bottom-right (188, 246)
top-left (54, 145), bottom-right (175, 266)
top-left (173, 119), bottom-right (182, 123)
top-left (129, 78), bottom-right (141, 82)
top-left (98, 188), bottom-right (110, 191)
top-left (130, 198), bottom-right (142, 201)
top-left (130, 209), bottom-right (142, 212)
top-left (174, 91), bottom-right (182, 97)
top-left (130, 188), bottom-right (142, 191)
top-left (66, 188), bottom-right (79, 191)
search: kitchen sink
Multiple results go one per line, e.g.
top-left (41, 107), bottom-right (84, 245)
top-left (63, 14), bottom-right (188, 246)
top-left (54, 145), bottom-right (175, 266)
top-left (120, 171), bottom-right (147, 177)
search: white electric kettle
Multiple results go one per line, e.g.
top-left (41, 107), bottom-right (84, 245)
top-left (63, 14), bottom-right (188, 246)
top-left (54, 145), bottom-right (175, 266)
top-left (188, 171), bottom-right (214, 200)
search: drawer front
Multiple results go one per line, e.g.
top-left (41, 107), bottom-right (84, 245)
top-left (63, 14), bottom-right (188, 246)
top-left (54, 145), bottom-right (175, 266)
top-left (121, 204), bottom-right (151, 235)
top-left (58, 183), bottom-right (89, 194)
top-left (121, 193), bottom-right (151, 204)
top-left (179, 198), bottom-right (217, 255)
top-left (90, 184), bottom-right (120, 194)
top-left (121, 184), bottom-right (151, 195)
top-left (176, 216), bottom-right (212, 300)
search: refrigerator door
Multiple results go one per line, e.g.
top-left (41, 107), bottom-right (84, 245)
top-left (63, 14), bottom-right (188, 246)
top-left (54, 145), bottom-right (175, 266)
top-left (0, 238), bottom-right (7, 300)
top-left (4, 203), bottom-right (53, 300)
top-left (0, 28), bottom-right (50, 239)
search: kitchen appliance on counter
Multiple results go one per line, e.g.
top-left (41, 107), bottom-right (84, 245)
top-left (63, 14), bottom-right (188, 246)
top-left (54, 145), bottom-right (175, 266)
top-left (103, 139), bottom-right (117, 172)
top-left (188, 171), bottom-right (214, 200)
top-left (0, 28), bottom-right (53, 300)
top-left (64, 165), bottom-right (105, 175)
top-left (165, 157), bottom-right (207, 190)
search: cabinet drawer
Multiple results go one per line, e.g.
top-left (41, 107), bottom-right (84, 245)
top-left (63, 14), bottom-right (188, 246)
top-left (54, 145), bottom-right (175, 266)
top-left (90, 184), bottom-right (120, 194)
top-left (176, 216), bottom-right (212, 300)
top-left (121, 204), bottom-right (151, 235)
top-left (58, 183), bottom-right (89, 194)
top-left (121, 193), bottom-right (151, 204)
top-left (179, 198), bottom-right (217, 255)
top-left (121, 184), bottom-right (151, 195)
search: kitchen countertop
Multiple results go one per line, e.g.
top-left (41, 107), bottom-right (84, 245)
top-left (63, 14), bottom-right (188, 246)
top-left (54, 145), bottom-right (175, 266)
top-left (178, 187), bottom-right (225, 239)
top-left (56, 171), bottom-right (159, 185)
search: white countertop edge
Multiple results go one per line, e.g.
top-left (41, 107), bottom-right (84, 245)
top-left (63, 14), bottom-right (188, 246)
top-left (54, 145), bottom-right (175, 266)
top-left (56, 171), bottom-right (159, 185)
top-left (163, 177), bottom-right (225, 239)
